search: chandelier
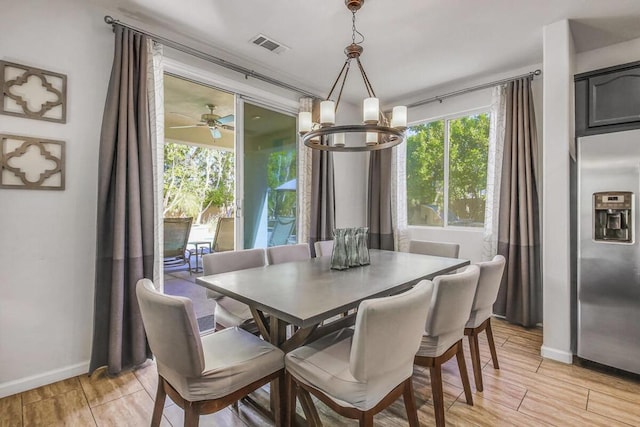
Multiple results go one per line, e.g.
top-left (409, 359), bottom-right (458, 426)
top-left (298, 0), bottom-right (407, 152)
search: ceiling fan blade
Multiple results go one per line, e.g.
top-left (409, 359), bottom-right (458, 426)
top-left (220, 124), bottom-right (235, 131)
top-left (216, 114), bottom-right (235, 124)
top-left (169, 124), bottom-right (206, 129)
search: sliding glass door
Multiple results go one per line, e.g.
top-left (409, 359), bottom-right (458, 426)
top-left (163, 74), bottom-right (236, 266)
top-left (237, 100), bottom-right (298, 249)
top-left (162, 73), bottom-right (298, 255)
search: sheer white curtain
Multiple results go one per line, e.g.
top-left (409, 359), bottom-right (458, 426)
top-left (392, 142), bottom-right (410, 252)
top-left (297, 97), bottom-right (313, 247)
top-left (147, 40), bottom-right (164, 288)
top-left (482, 85), bottom-right (507, 261)
top-left (297, 97), bottom-right (335, 255)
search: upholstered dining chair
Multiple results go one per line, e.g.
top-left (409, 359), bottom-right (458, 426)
top-left (465, 255), bottom-right (506, 392)
top-left (266, 243), bottom-right (311, 264)
top-left (202, 248), bottom-right (266, 329)
top-left (314, 240), bottom-right (334, 257)
top-left (409, 239), bottom-right (460, 258)
top-left (285, 281), bottom-right (434, 427)
top-left (414, 265), bottom-right (480, 427)
top-left (135, 279), bottom-right (284, 427)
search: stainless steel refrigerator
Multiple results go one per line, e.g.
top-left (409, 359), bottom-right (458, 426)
top-left (577, 128), bottom-right (640, 375)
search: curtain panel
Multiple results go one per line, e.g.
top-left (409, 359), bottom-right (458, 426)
top-left (493, 77), bottom-right (542, 327)
top-left (309, 148), bottom-right (335, 255)
top-left (368, 149), bottom-right (394, 250)
top-left (90, 26), bottom-right (155, 375)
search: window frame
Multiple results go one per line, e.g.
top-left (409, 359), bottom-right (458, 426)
top-left (406, 107), bottom-right (491, 231)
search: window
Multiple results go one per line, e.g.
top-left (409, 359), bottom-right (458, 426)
top-left (406, 112), bottom-right (490, 228)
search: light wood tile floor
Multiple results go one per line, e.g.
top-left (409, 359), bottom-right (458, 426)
top-left (2, 318), bottom-right (640, 426)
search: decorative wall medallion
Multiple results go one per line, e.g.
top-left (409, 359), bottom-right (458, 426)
top-left (0, 61), bottom-right (67, 123)
top-left (0, 134), bottom-right (65, 190)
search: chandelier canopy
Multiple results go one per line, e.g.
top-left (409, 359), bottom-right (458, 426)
top-left (298, 0), bottom-right (407, 152)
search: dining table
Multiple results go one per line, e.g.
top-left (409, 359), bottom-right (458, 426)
top-left (195, 248), bottom-right (469, 426)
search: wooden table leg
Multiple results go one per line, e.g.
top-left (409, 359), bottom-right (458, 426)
top-left (270, 316), bottom-right (287, 427)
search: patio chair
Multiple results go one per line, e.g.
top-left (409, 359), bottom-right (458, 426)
top-left (163, 217), bottom-right (193, 273)
top-left (212, 217), bottom-right (234, 252)
top-left (268, 216), bottom-right (296, 247)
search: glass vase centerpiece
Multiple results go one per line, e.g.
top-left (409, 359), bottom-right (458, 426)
top-left (330, 227), bottom-right (369, 270)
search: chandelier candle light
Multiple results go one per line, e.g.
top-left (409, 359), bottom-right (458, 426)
top-left (298, 0), bottom-right (407, 152)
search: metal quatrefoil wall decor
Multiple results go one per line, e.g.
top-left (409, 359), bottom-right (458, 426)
top-left (0, 133), bottom-right (65, 190)
top-left (0, 61), bottom-right (67, 123)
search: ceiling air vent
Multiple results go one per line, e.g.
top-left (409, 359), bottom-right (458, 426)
top-left (250, 34), bottom-right (290, 54)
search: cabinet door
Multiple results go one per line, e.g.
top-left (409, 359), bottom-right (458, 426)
top-left (588, 68), bottom-right (640, 127)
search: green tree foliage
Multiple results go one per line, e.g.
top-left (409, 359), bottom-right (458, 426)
top-left (163, 142), bottom-right (235, 224)
top-left (267, 150), bottom-right (297, 218)
top-left (406, 120), bottom-right (445, 225)
top-left (406, 113), bottom-right (489, 227)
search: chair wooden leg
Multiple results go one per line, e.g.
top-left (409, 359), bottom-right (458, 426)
top-left (298, 387), bottom-right (322, 427)
top-left (485, 320), bottom-right (500, 369)
top-left (455, 343), bottom-right (474, 405)
top-left (286, 373), bottom-right (298, 427)
top-left (184, 402), bottom-right (199, 427)
top-left (273, 373), bottom-right (287, 427)
top-left (402, 378), bottom-right (420, 427)
top-left (151, 376), bottom-right (166, 427)
top-left (359, 411), bottom-right (374, 427)
top-left (468, 332), bottom-right (484, 392)
top-left (430, 365), bottom-right (445, 427)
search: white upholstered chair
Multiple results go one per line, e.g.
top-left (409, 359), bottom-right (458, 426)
top-left (409, 239), bottom-right (460, 258)
top-left (266, 243), bottom-right (311, 264)
top-left (414, 265), bottom-right (480, 427)
top-left (314, 240), bottom-right (334, 257)
top-left (135, 279), bottom-right (284, 427)
top-left (285, 281), bottom-right (434, 427)
top-left (465, 255), bottom-right (506, 391)
top-left (202, 248), bottom-right (266, 329)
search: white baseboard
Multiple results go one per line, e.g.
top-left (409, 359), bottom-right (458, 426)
top-left (541, 345), bottom-right (573, 363)
top-left (0, 361), bottom-right (89, 399)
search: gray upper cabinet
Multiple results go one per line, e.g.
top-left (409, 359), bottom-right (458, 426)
top-left (575, 61), bottom-right (640, 137)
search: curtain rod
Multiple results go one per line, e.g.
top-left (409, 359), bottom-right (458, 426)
top-left (103, 16), bottom-right (319, 99)
top-left (406, 69), bottom-right (542, 109)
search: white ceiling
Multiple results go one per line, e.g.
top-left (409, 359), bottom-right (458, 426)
top-left (95, 0), bottom-right (640, 104)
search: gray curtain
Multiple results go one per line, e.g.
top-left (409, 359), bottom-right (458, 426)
top-left (493, 77), bottom-right (542, 327)
top-left (368, 149), bottom-right (394, 250)
top-left (90, 26), bottom-right (154, 375)
top-left (309, 147), bottom-right (335, 256)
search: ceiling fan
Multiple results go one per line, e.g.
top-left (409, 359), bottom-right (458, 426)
top-left (168, 104), bottom-right (235, 139)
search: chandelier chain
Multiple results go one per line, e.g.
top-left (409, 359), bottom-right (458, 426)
top-left (351, 11), bottom-right (365, 45)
